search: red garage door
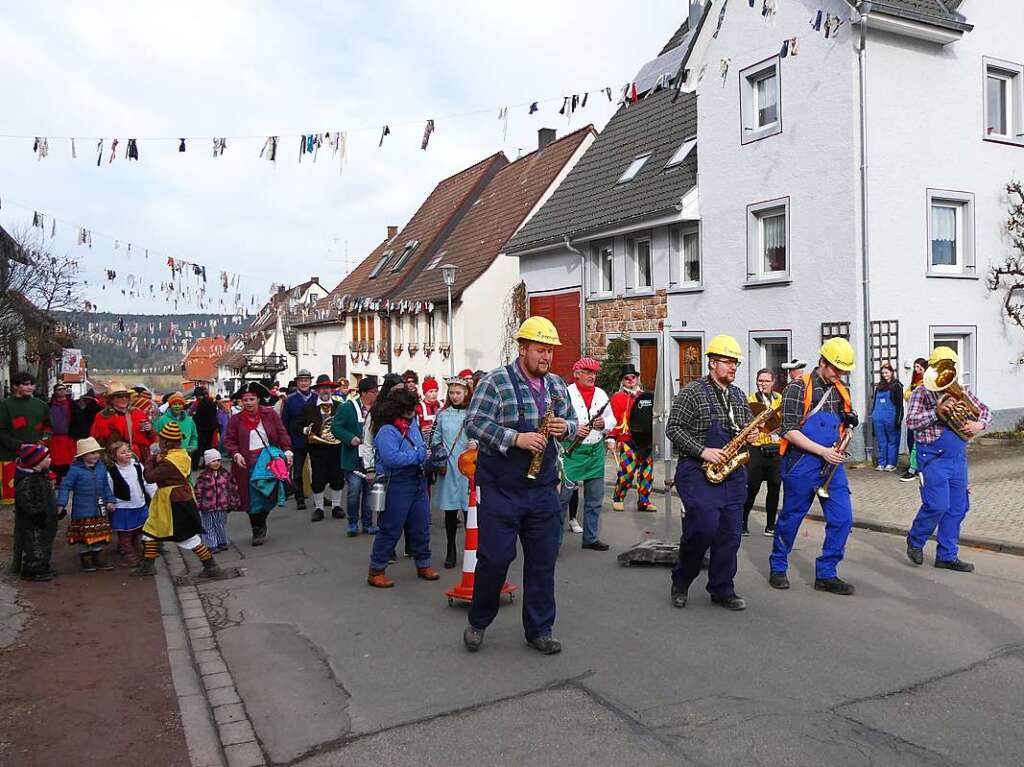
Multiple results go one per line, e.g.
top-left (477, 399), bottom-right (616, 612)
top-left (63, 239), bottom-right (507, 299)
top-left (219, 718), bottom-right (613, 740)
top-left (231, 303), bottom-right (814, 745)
top-left (528, 290), bottom-right (581, 382)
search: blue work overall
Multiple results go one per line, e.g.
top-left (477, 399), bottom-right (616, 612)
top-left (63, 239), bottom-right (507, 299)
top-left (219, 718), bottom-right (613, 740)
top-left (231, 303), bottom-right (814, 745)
top-left (469, 366), bottom-right (561, 641)
top-left (670, 380), bottom-right (746, 598)
top-left (770, 411), bottom-right (853, 579)
top-left (871, 388), bottom-right (899, 468)
top-left (907, 426), bottom-right (969, 562)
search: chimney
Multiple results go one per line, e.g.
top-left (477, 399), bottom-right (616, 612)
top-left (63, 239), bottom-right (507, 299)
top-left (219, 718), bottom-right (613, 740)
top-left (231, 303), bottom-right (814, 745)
top-left (310, 276), bottom-right (319, 284)
top-left (688, 0), bottom-right (705, 30)
top-left (387, 225), bottom-right (398, 240)
top-left (537, 128), bottom-right (557, 151)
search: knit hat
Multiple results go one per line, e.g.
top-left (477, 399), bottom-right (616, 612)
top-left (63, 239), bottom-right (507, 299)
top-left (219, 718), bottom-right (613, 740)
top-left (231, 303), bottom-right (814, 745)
top-left (74, 437), bottom-right (103, 458)
top-left (167, 392), bottom-right (186, 406)
top-left (16, 443), bottom-right (49, 470)
top-left (422, 377), bottom-right (439, 393)
top-left (203, 449), bottom-right (222, 465)
top-left (572, 357), bottom-right (601, 372)
top-left (457, 368), bottom-right (474, 379)
top-left (158, 421), bottom-right (183, 441)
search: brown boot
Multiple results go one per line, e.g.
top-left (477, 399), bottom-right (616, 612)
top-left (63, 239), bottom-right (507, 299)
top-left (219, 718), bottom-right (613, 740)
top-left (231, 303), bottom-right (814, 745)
top-left (367, 568), bottom-right (394, 588)
top-left (416, 566), bottom-right (440, 581)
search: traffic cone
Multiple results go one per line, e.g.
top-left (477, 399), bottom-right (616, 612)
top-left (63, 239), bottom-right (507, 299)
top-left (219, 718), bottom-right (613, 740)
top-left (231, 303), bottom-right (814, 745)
top-left (446, 477), bottom-right (517, 605)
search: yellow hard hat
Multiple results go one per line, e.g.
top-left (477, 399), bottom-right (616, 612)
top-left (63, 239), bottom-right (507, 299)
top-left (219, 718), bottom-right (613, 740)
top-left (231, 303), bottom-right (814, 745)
top-left (706, 334), bottom-right (743, 361)
top-left (928, 346), bottom-right (959, 366)
top-left (516, 316), bottom-right (562, 346)
top-left (820, 337), bottom-right (855, 372)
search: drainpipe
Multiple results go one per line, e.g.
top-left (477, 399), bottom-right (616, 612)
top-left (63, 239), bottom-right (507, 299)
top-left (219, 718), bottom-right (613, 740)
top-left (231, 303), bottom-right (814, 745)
top-left (858, 3), bottom-right (873, 461)
top-left (563, 234), bottom-right (588, 355)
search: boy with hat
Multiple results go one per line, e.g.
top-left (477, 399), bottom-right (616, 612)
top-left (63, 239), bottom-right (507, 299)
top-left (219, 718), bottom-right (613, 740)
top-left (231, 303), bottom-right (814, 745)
top-left (13, 443), bottom-right (58, 581)
top-left (608, 364), bottom-right (656, 513)
top-left (57, 437), bottom-right (117, 572)
top-left (300, 374), bottom-right (346, 522)
top-left (417, 377), bottom-right (441, 440)
top-left (133, 421), bottom-right (224, 578)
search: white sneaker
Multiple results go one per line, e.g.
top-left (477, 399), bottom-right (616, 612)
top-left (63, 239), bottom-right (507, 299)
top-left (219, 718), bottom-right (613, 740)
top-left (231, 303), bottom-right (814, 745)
top-left (568, 519), bottom-right (584, 534)
top-left (885, 465), bottom-right (897, 472)
top-left (874, 465), bottom-right (886, 471)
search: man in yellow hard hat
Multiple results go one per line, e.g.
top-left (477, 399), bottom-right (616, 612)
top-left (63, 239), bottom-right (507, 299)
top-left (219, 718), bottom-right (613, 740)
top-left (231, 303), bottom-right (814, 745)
top-left (905, 346), bottom-right (990, 572)
top-left (769, 337), bottom-right (859, 595)
top-left (462, 316), bottom-right (577, 654)
top-left (666, 334), bottom-right (755, 611)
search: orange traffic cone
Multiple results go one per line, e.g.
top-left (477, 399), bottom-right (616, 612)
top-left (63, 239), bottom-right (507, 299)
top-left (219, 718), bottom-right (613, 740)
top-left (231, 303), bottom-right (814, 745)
top-left (446, 475), bottom-right (517, 605)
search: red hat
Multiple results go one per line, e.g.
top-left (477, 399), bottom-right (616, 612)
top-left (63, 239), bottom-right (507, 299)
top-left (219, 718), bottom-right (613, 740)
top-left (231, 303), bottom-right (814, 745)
top-left (422, 377), bottom-right (439, 393)
top-left (457, 368), bottom-right (474, 379)
top-left (16, 443), bottom-right (49, 471)
top-left (572, 357), bottom-right (601, 372)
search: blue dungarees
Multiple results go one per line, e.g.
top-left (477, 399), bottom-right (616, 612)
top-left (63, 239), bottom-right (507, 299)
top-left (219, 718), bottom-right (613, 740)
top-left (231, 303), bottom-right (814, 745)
top-left (907, 426), bottom-right (969, 562)
top-left (872, 387), bottom-right (899, 468)
top-left (670, 379), bottom-right (747, 598)
top-left (770, 408), bottom-right (853, 579)
top-left (469, 366), bottom-right (562, 641)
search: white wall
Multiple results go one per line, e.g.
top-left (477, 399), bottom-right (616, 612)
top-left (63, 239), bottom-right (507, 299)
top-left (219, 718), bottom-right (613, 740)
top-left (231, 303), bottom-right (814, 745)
top-left (864, 4), bottom-right (1024, 425)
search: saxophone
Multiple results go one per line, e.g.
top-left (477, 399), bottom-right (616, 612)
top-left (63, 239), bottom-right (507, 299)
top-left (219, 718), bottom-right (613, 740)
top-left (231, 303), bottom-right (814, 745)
top-left (703, 403), bottom-right (781, 484)
top-left (526, 401), bottom-right (556, 480)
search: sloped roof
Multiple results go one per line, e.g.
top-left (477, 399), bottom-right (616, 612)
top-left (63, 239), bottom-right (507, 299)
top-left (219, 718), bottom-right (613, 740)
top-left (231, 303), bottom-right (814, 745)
top-left (331, 154), bottom-right (507, 303)
top-left (393, 126), bottom-right (596, 305)
top-left (506, 87), bottom-right (698, 254)
top-left (847, 0), bottom-right (972, 31)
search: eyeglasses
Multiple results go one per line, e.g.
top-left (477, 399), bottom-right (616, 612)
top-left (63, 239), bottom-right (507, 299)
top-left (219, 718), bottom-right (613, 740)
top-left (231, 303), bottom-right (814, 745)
top-left (710, 357), bottom-right (741, 368)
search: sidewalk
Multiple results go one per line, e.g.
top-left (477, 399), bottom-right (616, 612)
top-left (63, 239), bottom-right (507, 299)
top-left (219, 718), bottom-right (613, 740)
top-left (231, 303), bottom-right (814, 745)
top-left (0, 514), bottom-right (190, 767)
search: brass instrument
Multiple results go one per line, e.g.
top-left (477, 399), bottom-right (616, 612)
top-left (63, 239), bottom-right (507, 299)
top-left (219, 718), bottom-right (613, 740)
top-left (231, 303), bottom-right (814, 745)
top-left (923, 359), bottom-right (980, 441)
top-left (703, 403), bottom-right (782, 484)
top-left (308, 403), bottom-right (341, 445)
top-left (527, 401), bottom-right (556, 480)
top-left (815, 428), bottom-right (853, 499)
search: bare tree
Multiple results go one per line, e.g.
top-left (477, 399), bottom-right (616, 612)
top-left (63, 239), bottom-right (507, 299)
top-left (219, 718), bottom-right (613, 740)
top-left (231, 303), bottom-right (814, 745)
top-left (988, 181), bottom-right (1024, 337)
top-left (500, 281), bottom-right (527, 363)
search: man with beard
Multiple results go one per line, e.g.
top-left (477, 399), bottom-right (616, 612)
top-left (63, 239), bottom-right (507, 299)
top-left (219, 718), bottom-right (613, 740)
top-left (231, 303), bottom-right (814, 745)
top-left (300, 374), bottom-right (345, 522)
top-left (281, 369), bottom-right (315, 510)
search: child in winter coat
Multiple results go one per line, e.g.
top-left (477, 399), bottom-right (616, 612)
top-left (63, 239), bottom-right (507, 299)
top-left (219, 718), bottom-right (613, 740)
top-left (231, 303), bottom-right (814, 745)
top-left (13, 444), bottom-right (58, 581)
top-left (193, 448), bottom-right (241, 552)
top-left (57, 437), bottom-right (116, 572)
top-left (106, 441), bottom-right (156, 566)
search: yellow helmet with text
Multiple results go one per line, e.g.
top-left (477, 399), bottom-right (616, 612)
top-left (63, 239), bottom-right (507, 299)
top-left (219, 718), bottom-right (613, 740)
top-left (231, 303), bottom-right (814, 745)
top-left (706, 334), bottom-right (743, 361)
top-left (516, 316), bottom-right (562, 346)
top-left (928, 346), bottom-right (959, 366)
top-left (820, 337), bottom-right (856, 372)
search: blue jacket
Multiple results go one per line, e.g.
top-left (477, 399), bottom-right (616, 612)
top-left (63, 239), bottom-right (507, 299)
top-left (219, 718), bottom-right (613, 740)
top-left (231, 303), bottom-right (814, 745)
top-left (282, 390), bottom-right (316, 448)
top-left (57, 459), bottom-right (115, 519)
top-left (375, 421), bottom-right (426, 479)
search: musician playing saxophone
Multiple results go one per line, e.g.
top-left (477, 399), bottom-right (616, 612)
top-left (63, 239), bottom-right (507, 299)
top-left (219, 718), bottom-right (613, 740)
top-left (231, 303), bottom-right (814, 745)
top-left (769, 338), bottom-right (859, 596)
top-left (299, 375), bottom-right (345, 522)
top-left (905, 346), bottom-right (990, 573)
top-left (462, 317), bottom-right (576, 655)
top-left (666, 335), bottom-right (755, 612)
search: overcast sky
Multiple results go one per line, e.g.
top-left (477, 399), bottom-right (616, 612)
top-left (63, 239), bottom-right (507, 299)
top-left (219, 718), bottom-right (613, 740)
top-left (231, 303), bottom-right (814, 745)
top-left (0, 0), bottom-right (684, 315)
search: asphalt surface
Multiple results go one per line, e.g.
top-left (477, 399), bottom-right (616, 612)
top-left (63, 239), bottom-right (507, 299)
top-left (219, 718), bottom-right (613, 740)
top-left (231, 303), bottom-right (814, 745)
top-left (194, 486), bottom-right (1024, 767)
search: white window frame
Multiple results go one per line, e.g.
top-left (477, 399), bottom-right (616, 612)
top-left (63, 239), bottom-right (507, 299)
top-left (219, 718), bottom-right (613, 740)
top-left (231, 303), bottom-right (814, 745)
top-left (629, 235), bottom-right (654, 292)
top-left (983, 57), bottom-right (1023, 145)
top-left (930, 326), bottom-right (977, 393)
top-left (748, 331), bottom-right (792, 393)
top-left (746, 197), bottom-right (791, 284)
top-left (589, 240), bottom-right (615, 297)
top-left (617, 153), bottom-right (652, 185)
top-left (926, 189), bottom-right (976, 277)
top-left (740, 57), bottom-right (782, 144)
top-left (669, 224), bottom-right (702, 289)
top-left (665, 136), bottom-right (696, 169)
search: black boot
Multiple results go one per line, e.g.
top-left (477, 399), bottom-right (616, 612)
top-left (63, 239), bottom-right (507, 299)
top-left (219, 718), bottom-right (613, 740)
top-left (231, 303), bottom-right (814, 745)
top-left (131, 558), bottom-right (157, 577)
top-left (198, 557), bottom-right (224, 579)
top-left (444, 511), bottom-right (459, 569)
top-left (252, 527), bottom-right (267, 546)
top-left (80, 553), bottom-right (97, 572)
top-left (311, 508), bottom-right (325, 522)
top-left (92, 550), bottom-right (114, 571)
top-left (295, 495), bottom-right (307, 511)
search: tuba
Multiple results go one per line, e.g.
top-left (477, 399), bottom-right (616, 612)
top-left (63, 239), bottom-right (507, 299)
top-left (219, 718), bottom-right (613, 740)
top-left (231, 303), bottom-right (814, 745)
top-left (308, 403), bottom-right (341, 445)
top-left (703, 402), bottom-right (782, 484)
top-left (923, 359), bottom-right (980, 441)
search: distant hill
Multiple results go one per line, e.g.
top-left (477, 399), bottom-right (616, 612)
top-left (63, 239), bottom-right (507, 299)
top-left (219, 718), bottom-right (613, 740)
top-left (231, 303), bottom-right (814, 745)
top-left (55, 312), bottom-right (248, 372)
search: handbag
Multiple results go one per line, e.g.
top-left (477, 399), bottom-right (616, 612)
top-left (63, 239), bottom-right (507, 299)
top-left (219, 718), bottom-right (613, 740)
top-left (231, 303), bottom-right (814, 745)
top-left (424, 415), bottom-right (466, 475)
top-left (253, 423), bottom-right (291, 484)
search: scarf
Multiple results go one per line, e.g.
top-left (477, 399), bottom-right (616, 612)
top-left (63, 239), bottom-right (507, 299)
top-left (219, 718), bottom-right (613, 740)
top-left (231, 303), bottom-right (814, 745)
top-left (394, 416), bottom-right (412, 435)
top-left (576, 382), bottom-right (595, 409)
top-left (241, 408), bottom-right (262, 431)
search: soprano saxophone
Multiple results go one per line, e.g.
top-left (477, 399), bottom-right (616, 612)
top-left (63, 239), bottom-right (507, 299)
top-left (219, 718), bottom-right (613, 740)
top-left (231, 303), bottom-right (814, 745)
top-left (526, 401), bottom-right (556, 480)
top-left (703, 404), bottom-right (781, 484)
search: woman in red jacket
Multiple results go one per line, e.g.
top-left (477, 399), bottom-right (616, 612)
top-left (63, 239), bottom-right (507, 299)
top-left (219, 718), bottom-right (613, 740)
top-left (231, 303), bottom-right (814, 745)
top-left (224, 381), bottom-right (293, 546)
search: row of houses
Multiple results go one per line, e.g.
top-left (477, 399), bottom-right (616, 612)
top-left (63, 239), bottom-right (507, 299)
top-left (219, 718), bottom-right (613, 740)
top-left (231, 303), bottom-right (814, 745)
top-left (209, 0), bottom-right (1022, 458)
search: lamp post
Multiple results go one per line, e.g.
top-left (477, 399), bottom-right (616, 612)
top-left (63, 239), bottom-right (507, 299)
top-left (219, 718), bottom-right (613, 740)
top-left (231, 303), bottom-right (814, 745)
top-left (440, 263), bottom-right (459, 377)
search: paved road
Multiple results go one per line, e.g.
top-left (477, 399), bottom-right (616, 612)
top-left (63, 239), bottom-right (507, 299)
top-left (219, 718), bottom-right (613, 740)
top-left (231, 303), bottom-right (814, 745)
top-left (191, 474), bottom-right (1024, 767)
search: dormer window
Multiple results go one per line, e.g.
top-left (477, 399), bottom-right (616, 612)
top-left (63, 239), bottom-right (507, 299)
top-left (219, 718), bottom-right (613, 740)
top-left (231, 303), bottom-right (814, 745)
top-left (426, 250), bottom-right (446, 270)
top-left (664, 136), bottom-right (696, 169)
top-left (391, 240), bottom-right (421, 272)
top-left (368, 250), bottom-right (394, 279)
top-left (617, 153), bottom-right (651, 185)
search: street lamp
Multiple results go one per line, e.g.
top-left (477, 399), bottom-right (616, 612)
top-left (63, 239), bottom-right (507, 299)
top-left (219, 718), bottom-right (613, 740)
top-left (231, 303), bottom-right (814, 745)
top-left (440, 263), bottom-right (459, 377)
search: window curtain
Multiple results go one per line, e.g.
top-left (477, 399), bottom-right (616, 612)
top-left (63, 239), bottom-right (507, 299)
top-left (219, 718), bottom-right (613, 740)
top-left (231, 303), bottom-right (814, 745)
top-left (931, 205), bottom-right (957, 266)
top-left (636, 241), bottom-right (652, 288)
top-left (762, 213), bottom-right (786, 273)
top-left (757, 74), bottom-right (778, 126)
top-left (683, 232), bottom-right (700, 282)
top-left (986, 76), bottom-right (1007, 135)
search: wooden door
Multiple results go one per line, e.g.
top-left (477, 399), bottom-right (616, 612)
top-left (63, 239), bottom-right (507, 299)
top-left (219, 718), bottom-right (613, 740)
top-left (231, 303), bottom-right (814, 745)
top-left (527, 291), bottom-right (581, 381)
top-left (677, 338), bottom-right (702, 390)
top-left (638, 340), bottom-right (658, 392)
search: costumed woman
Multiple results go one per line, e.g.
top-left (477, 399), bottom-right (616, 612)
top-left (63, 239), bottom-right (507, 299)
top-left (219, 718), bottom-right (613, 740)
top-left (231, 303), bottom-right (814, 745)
top-left (430, 372), bottom-right (474, 569)
top-left (224, 381), bottom-right (293, 547)
top-left (48, 383), bottom-right (76, 480)
top-left (132, 421), bottom-right (223, 578)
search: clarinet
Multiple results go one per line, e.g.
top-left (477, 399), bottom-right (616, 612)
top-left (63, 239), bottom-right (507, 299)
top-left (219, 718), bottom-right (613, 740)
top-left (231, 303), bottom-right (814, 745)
top-left (564, 410), bottom-right (602, 457)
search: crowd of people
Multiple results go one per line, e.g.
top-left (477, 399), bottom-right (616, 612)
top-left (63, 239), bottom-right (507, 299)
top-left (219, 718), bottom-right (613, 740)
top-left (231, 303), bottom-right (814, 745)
top-left (2, 315), bottom-right (991, 656)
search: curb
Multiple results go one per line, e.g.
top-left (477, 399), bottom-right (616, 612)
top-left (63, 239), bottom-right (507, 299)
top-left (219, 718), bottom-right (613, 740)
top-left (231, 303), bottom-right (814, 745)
top-left (156, 547), bottom-right (266, 767)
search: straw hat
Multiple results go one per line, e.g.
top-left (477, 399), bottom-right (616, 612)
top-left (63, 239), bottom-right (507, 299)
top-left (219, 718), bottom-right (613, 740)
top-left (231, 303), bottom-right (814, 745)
top-left (105, 381), bottom-right (131, 398)
top-left (74, 437), bottom-right (103, 458)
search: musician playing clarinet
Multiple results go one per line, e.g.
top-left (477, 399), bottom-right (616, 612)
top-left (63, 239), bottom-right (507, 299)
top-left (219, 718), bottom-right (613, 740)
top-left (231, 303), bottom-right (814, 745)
top-left (558, 357), bottom-right (615, 552)
top-left (769, 338), bottom-right (859, 596)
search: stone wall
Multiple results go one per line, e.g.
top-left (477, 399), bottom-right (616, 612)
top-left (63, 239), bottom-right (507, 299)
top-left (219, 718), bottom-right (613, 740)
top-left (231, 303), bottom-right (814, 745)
top-left (585, 290), bottom-right (667, 357)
